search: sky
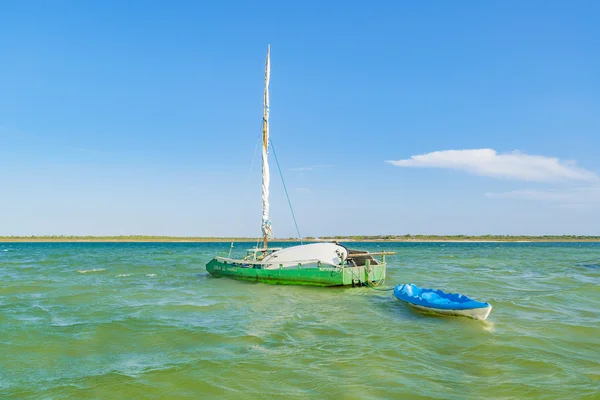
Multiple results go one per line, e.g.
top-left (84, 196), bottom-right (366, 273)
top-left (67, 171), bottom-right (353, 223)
top-left (1, 0), bottom-right (599, 237)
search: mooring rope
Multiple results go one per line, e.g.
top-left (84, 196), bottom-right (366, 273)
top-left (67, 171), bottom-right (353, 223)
top-left (346, 265), bottom-right (396, 291)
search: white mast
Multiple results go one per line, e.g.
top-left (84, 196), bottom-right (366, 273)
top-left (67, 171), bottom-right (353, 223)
top-left (261, 45), bottom-right (272, 248)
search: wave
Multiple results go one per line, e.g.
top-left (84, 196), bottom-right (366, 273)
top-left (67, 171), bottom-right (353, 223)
top-left (76, 268), bottom-right (107, 274)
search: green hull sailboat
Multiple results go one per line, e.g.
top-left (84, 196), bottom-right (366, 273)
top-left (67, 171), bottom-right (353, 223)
top-left (205, 45), bottom-right (394, 287)
top-left (206, 244), bottom-right (393, 287)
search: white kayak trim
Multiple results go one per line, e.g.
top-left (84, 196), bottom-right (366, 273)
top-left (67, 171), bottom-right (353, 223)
top-left (407, 303), bottom-right (493, 321)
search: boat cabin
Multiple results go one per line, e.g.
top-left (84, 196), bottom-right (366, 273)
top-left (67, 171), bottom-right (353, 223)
top-left (346, 249), bottom-right (380, 267)
top-left (243, 247), bottom-right (283, 261)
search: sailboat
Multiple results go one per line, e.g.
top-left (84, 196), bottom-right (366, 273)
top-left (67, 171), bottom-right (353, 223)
top-left (205, 45), bottom-right (394, 286)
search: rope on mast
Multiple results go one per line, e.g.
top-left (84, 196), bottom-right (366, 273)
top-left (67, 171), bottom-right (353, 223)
top-left (270, 140), bottom-right (303, 245)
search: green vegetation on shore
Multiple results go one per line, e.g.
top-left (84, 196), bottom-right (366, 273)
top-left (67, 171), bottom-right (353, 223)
top-left (314, 234), bottom-right (600, 241)
top-left (0, 235), bottom-right (599, 242)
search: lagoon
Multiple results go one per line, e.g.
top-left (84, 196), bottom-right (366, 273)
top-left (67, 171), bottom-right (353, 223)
top-left (1, 242), bottom-right (598, 399)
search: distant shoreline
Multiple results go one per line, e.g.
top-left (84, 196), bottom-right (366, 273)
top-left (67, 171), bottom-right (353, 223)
top-left (1, 236), bottom-right (599, 243)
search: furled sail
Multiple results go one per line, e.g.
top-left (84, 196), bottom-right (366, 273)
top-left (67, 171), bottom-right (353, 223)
top-left (261, 45), bottom-right (272, 246)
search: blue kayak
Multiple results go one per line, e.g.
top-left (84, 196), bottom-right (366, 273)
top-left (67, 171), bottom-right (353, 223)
top-left (393, 283), bottom-right (492, 320)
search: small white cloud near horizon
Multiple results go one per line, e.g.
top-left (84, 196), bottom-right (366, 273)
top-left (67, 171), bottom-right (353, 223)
top-left (386, 149), bottom-right (598, 182)
top-left (485, 186), bottom-right (600, 209)
top-left (289, 164), bottom-right (333, 172)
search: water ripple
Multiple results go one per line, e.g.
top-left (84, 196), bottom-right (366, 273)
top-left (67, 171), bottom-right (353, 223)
top-left (0, 242), bottom-right (599, 399)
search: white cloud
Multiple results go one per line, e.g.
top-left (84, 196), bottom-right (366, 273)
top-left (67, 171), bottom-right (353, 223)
top-left (386, 149), bottom-right (598, 182)
top-left (559, 203), bottom-right (586, 209)
top-left (289, 164), bottom-right (333, 172)
top-left (289, 166), bottom-right (315, 172)
top-left (485, 187), bottom-right (600, 208)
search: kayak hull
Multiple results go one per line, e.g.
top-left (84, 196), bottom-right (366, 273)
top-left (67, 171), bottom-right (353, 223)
top-left (406, 302), bottom-right (492, 320)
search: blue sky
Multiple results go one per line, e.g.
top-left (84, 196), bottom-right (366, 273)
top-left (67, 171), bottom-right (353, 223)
top-left (1, 0), bottom-right (599, 237)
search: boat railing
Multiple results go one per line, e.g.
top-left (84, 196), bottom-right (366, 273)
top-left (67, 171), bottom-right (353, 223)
top-left (346, 251), bottom-right (396, 265)
top-left (215, 251), bottom-right (396, 268)
top-left (347, 251), bottom-right (396, 257)
top-left (215, 257), bottom-right (340, 268)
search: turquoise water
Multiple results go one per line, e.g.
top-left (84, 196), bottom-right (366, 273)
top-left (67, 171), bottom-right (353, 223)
top-left (1, 242), bottom-right (598, 399)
